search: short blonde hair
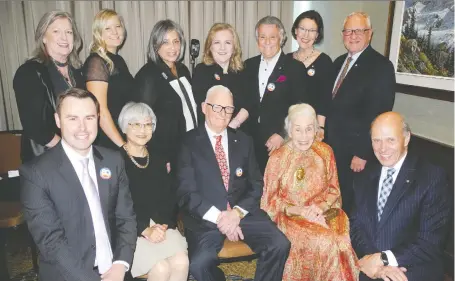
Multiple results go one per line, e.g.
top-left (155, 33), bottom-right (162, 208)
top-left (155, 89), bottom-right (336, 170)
top-left (90, 9), bottom-right (126, 73)
top-left (284, 103), bottom-right (318, 138)
top-left (202, 23), bottom-right (244, 72)
top-left (118, 102), bottom-right (157, 133)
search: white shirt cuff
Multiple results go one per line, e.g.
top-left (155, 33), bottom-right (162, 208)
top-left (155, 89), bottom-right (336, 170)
top-left (384, 250), bottom-right (398, 266)
top-left (202, 206), bottom-right (221, 224)
top-left (234, 205), bottom-right (249, 216)
top-left (113, 260), bottom-right (130, 271)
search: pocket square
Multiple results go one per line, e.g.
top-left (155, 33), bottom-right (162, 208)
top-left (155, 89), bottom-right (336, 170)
top-left (276, 75), bottom-right (287, 82)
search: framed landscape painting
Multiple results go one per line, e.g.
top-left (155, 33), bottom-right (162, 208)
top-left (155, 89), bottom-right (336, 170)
top-left (388, 0), bottom-right (454, 93)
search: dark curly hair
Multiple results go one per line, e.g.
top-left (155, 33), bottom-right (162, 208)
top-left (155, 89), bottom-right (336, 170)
top-left (291, 10), bottom-right (324, 44)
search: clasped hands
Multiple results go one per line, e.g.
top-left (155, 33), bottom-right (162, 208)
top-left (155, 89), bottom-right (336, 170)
top-left (216, 210), bottom-right (244, 242)
top-left (141, 224), bottom-right (168, 243)
top-left (286, 204), bottom-right (328, 227)
top-left (359, 253), bottom-right (408, 281)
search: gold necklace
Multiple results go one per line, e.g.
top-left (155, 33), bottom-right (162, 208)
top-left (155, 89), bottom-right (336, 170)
top-left (296, 48), bottom-right (314, 63)
top-left (123, 144), bottom-right (149, 169)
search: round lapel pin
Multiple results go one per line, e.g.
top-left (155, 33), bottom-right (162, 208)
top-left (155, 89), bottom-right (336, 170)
top-left (161, 72), bottom-right (168, 79)
top-left (307, 68), bottom-right (315, 76)
top-left (267, 82), bottom-right (275, 92)
top-left (214, 73), bottom-right (221, 81)
top-left (100, 167), bottom-right (111, 180)
top-left (235, 167), bottom-right (243, 177)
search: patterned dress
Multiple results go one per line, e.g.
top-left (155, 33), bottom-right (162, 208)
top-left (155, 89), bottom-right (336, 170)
top-left (261, 141), bottom-right (359, 281)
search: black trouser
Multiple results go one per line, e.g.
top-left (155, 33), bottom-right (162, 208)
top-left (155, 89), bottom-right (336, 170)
top-left (186, 212), bottom-right (290, 281)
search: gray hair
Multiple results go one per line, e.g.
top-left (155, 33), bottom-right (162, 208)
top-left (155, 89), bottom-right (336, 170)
top-left (343, 11), bottom-right (372, 29)
top-left (31, 11), bottom-right (82, 68)
top-left (147, 19), bottom-right (186, 63)
top-left (284, 103), bottom-right (318, 138)
top-left (255, 16), bottom-right (287, 47)
top-left (205, 85), bottom-right (233, 101)
top-left (118, 102), bottom-right (157, 133)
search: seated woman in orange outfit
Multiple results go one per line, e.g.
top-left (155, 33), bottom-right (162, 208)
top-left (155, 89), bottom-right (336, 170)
top-left (261, 103), bottom-right (359, 281)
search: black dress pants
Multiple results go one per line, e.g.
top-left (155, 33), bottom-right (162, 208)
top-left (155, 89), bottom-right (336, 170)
top-left (186, 212), bottom-right (290, 281)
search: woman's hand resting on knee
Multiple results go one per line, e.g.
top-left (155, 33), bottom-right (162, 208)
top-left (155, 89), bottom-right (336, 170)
top-left (141, 224), bottom-right (168, 243)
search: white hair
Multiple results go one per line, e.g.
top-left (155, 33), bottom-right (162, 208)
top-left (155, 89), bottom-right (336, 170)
top-left (255, 16), bottom-right (287, 47)
top-left (205, 85), bottom-right (233, 101)
top-left (118, 102), bottom-right (157, 133)
top-left (343, 11), bottom-right (372, 29)
top-left (284, 103), bottom-right (319, 138)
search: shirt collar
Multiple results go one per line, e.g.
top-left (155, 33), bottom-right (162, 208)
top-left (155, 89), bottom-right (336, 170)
top-left (381, 151), bottom-right (407, 174)
top-left (348, 45), bottom-right (368, 61)
top-left (261, 49), bottom-right (282, 64)
top-left (61, 139), bottom-right (93, 162)
top-left (205, 122), bottom-right (228, 139)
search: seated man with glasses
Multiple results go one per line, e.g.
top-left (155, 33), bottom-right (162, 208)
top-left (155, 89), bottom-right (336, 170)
top-left (117, 102), bottom-right (189, 280)
top-left (325, 11), bottom-right (396, 214)
top-left (176, 85), bottom-right (290, 281)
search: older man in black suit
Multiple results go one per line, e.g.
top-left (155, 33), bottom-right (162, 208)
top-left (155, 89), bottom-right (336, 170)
top-left (350, 112), bottom-right (452, 281)
top-left (176, 85), bottom-right (290, 281)
top-left (325, 12), bottom-right (396, 214)
top-left (20, 88), bottom-right (137, 281)
top-left (243, 16), bottom-right (309, 173)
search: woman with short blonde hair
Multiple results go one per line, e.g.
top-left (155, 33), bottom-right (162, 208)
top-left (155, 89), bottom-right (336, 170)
top-left (83, 9), bottom-right (134, 150)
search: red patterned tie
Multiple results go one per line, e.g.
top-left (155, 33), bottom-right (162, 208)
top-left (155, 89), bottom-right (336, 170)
top-left (215, 135), bottom-right (230, 209)
top-left (332, 56), bottom-right (353, 99)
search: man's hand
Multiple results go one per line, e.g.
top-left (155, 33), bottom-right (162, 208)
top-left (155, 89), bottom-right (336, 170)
top-left (359, 253), bottom-right (383, 278)
top-left (375, 266), bottom-right (408, 281)
top-left (226, 226), bottom-right (244, 242)
top-left (266, 134), bottom-right (284, 155)
top-left (217, 210), bottom-right (241, 236)
top-left (316, 128), bottom-right (325, 142)
top-left (351, 155), bottom-right (367, 172)
top-left (141, 224), bottom-right (167, 243)
top-left (101, 263), bottom-right (126, 281)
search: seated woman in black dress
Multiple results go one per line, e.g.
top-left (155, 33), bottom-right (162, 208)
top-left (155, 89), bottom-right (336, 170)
top-left (134, 19), bottom-right (197, 171)
top-left (118, 102), bottom-right (188, 281)
top-left (84, 9), bottom-right (134, 150)
top-left (288, 10), bottom-right (335, 141)
top-left (13, 11), bottom-right (84, 162)
top-left (192, 23), bottom-right (249, 129)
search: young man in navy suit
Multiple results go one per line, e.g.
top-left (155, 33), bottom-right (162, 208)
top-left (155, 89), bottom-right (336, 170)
top-left (350, 112), bottom-right (452, 281)
top-left (176, 85), bottom-right (290, 281)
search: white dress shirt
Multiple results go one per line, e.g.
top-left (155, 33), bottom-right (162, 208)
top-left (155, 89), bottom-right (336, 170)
top-left (377, 152), bottom-right (407, 267)
top-left (258, 49), bottom-right (282, 101)
top-left (61, 140), bottom-right (129, 272)
top-left (332, 46), bottom-right (367, 92)
top-left (202, 123), bottom-right (249, 224)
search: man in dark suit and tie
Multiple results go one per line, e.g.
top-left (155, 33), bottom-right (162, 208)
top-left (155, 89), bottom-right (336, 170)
top-left (243, 16), bottom-right (308, 173)
top-left (176, 85), bottom-right (290, 281)
top-left (20, 88), bottom-right (137, 281)
top-left (350, 112), bottom-right (452, 281)
top-left (326, 12), bottom-right (396, 214)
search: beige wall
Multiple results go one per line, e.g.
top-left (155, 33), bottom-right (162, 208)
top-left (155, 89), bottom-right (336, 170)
top-left (292, 1), bottom-right (454, 147)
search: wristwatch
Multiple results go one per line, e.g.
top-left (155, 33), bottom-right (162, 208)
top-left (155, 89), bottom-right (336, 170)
top-left (380, 251), bottom-right (389, 266)
top-left (233, 207), bottom-right (245, 219)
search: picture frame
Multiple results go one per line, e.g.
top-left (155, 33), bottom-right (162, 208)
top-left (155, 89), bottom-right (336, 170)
top-left (386, 1), bottom-right (454, 101)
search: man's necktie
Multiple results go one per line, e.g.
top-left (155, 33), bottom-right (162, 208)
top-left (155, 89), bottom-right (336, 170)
top-left (377, 168), bottom-right (396, 221)
top-left (332, 56), bottom-right (353, 99)
top-left (80, 158), bottom-right (113, 274)
top-left (214, 135), bottom-right (230, 209)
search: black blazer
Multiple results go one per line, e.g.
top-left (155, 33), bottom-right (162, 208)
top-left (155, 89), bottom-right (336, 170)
top-left (20, 143), bottom-right (137, 281)
top-left (326, 45), bottom-right (396, 161)
top-left (243, 52), bottom-right (309, 143)
top-left (13, 60), bottom-right (84, 162)
top-left (350, 152), bottom-right (452, 281)
top-left (134, 60), bottom-right (195, 166)
top-left (176, 125), bottom-right (263, 231)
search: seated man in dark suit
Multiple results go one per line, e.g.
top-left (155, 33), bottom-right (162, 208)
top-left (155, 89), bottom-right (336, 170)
top-left (20, 88), bottom-right (137, 281)
top-left (176, 85), bottom-right (290, 281)
top-left (350, 112), bottom-right (452, 281)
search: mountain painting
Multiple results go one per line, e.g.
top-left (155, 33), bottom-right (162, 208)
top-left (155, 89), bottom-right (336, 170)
top-left (398, 0), bottom-right (454, 78)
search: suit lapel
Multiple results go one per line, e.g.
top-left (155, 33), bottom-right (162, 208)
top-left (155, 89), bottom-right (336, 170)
top-left (227, 129), bottom-right (241, 193)
top-left (262, 52), bottom-right (286, 102)
top-left (367, 166), bottom-right (382, 232)
top-left (93, 147), bottom-right (109, 220)
top-left (335, 46), bottom-right (371, 97)
top-left (378, 155), bottom-right (417, 228)
top-left (57, 143), bottom-right (87, 206)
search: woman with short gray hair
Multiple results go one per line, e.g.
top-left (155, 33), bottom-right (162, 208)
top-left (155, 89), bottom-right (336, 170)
top-left (13, 10), bottom-right (84, 162)
top-left (118, 102), bottom-right (189, 281)
top-left (134, 19), bottom-right (197, 169)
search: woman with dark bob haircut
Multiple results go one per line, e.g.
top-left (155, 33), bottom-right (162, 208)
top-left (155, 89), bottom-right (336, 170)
top-left (288, 10), bottom-right (335, 142)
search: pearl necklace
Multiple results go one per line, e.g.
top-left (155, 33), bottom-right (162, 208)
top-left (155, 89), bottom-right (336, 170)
top-left (123, 144), bottom-right (149, 169)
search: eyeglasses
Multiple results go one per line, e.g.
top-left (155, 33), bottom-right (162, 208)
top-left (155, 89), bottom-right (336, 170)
top-left (128, 122), bottom-right (155, 131)
top-left (297, 27), bottom-right (318, 37)
top-left (342, 29), bottom-right (370, 36)
top-left (205, 103), bottom-right (235, 114)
